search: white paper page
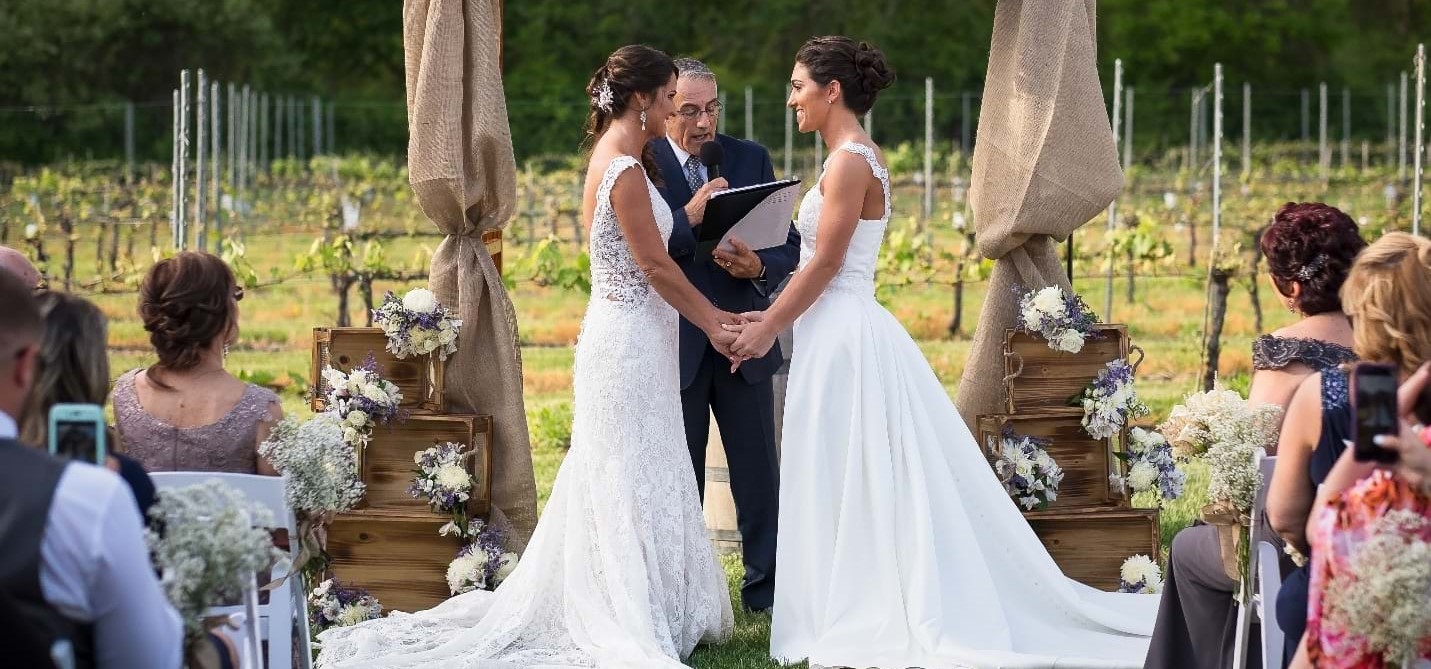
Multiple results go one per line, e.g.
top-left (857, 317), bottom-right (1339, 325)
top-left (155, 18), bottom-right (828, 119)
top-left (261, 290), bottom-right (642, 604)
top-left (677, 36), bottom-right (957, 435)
top-left (717, 182), bottom-right (801, 252)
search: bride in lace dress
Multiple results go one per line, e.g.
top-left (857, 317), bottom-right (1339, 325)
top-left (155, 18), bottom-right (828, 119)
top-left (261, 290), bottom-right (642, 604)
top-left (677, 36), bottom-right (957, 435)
top-left (315, 45), bottom-right (735, 669)
top-left (727, 37), bottom-right (1158, 669)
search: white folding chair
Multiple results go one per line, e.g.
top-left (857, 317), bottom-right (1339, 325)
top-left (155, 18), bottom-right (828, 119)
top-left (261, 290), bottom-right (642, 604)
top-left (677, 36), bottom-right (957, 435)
top-left (152, 472), bottom-right (302, 669)
top-left (1233, 449), bottom-right (1284, 668)
top-left (206, 573), bottom-right (263, 669)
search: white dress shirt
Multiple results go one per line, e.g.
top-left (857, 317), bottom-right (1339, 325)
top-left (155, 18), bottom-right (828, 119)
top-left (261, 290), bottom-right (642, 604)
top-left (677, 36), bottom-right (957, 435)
top-left (668, 137), bottom-right (708, 186)
top-left (0, 409), bottom-right (184, 668)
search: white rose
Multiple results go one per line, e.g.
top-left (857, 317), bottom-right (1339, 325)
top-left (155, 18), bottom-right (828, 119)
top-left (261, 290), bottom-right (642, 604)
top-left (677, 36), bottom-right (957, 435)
top-left (343, 427), bottom-right (360, 444)
top-left (1054, 330), bottom-right (1085, 353)
top-left (1128, 461), bottom-right (1158, 492)
top-left (493, 552), bottom-right (518, 584)
top-left (404, 288), bottom-right (439, 314)
top-left (346, 410), bottom-right (368, 428)
top-left (1031, 287), bottom-right (1067, 318)
top-left (1014, 459), bottom-right (1034, 480)
top-left (362, 383), bottom-right (391, 404)
top-left (438, 328), bottom-right (458, 345)
top-left (436, 464), bottom-right (472, 493)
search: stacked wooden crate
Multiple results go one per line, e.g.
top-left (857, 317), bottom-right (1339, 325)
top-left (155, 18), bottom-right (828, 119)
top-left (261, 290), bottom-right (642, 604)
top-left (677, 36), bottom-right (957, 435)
top-left (976, 324), bottom-right (1159, 591)
top-left (311, 327), bottom-right (493, 613)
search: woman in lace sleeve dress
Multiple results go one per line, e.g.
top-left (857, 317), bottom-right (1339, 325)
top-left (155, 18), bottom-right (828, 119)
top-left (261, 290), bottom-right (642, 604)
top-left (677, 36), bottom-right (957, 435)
top-left (1144, 202), bottom-right (1365, 669)
top-left (113, 251), bottom-right (282, 475)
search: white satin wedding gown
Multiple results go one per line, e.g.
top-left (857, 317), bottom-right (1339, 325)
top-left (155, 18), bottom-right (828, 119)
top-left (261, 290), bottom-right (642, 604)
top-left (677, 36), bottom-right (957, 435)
top-left (315, 155), bottom-right (732, 668)
top-left (769, 142), bottom-right (1157, 669)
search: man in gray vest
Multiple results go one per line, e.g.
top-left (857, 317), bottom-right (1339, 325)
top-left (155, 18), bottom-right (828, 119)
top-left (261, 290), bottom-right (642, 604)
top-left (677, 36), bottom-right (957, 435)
top-left (0, 269), bottom-right (182, 668)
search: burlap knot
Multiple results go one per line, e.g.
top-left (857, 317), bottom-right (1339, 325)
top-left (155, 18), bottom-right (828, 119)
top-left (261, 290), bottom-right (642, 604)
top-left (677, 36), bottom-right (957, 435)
top-left (403, 0), bottom-right (537, 551)
top-left (1200, 501), bottom-right (1252, 585)
top-left (955, 0), bottom-right (1123, 430)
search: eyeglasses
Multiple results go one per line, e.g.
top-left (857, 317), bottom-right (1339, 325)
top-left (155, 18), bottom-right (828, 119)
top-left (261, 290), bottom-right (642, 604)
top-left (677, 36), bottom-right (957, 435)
top-left (233, 286), bottom-right (245, 302)
top-left (675, 101), bottom-right (723, 120)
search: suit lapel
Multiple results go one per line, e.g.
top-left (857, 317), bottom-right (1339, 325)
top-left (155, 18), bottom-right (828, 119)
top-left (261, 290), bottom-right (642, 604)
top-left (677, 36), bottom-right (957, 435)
top-left (652, 139), bottom-right (695, 205)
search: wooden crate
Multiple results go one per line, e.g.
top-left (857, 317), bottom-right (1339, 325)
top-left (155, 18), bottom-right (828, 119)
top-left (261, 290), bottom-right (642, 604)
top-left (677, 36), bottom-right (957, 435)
top-left (311, 327), bottom-right (445, 415)
top-left (977, 411), bottom-right (1125, 510)
top-left (327, 509), bottom-right (461, 613)
top-left (1025, 507), bottom-right (1161, 591)
top-left (1002, 324), bottom-right (1140, 414)
top-left (359, 414), bottom-right (493, 515)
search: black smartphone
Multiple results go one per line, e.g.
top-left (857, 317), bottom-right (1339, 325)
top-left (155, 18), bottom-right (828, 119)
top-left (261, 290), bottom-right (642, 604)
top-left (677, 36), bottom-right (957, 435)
top-left (1351, 363), bottom-right (1400, 463)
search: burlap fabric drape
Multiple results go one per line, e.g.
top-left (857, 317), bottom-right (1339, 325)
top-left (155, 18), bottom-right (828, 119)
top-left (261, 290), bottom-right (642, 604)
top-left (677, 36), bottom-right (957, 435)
top-left (403, 0), bottom-right (537, 551)
top-left (954, 0), bottom-right (1124, 430)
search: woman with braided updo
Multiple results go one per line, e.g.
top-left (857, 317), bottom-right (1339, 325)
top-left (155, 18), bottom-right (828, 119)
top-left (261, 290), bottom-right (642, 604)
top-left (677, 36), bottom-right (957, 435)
top-left (113, 251), bottom-right (281, 475)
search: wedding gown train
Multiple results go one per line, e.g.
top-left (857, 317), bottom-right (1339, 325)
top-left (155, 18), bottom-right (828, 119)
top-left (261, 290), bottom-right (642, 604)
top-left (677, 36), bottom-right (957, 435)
top-left (769, 142), bottom-right (1157, 669)
top-left (314, 155), bottom-right (732, 668)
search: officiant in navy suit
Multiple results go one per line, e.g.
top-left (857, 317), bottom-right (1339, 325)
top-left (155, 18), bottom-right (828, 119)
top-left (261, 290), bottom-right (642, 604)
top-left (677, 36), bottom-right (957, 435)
top-left (650, 58), bottom-right (799, 613)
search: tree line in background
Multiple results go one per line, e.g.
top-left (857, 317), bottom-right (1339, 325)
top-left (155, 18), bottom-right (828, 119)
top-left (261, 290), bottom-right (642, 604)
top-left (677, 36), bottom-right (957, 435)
top-left (3, 0), bottom-right (1431, 165)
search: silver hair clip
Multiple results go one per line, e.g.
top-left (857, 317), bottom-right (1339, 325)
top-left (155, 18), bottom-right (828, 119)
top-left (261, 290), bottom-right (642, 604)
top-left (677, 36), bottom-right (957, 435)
top-left (592, 79), bottom-right (615, 113)
top-left (1296, 254), bottom-right (1328, 281)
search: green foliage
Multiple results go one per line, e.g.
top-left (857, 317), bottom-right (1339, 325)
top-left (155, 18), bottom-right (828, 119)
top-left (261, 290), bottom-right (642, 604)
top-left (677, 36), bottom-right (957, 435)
top-left (529, 401), bottom-right (574, 452)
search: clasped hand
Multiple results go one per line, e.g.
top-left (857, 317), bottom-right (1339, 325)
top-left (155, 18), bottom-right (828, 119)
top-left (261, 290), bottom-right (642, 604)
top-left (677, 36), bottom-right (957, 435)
top-left (721, 311), bottom-right (776, 361)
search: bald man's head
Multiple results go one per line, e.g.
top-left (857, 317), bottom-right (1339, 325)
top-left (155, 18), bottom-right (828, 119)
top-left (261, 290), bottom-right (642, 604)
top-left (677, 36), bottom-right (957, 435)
top-left (0, 246), bottom-right (39, 289)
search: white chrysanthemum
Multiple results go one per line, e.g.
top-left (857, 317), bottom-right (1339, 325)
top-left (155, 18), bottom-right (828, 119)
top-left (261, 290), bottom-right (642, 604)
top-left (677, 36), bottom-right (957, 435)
top-left (347, 369), bottom-right (370, 387)
top-left (1127, 462), bottom-right (1159, 492)
top-left (1054, 329), bottom-right (1086, 353)
top-left (1020, 305), bottom-right (1043, 328)
top-left (404, 288), bottom-right (439, 314)
top-left (446, 554), bottom-right (485, 594)
top-left (1121, 554), bottom-right (1163, 590)
top-left (323, 367), bottom-right (349, 394)
top-left (436, 464), bottom-right (472, 493)
top-left (337, 603), bottom-right (374, 627)
top-left (494, 552), bottom-right (518, 584)
top-left (1031, 286), bottom-right (1067, 317)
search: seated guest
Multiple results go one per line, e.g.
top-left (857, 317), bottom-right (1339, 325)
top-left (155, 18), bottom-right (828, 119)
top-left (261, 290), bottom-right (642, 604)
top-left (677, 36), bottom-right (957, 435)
top-left (18, 291), bottom-right (155, 522)
top-left (114, 251), bottom-right (281, 474)
top-left (1145, 202), bottom-right (1365, 669)
top-left (1287, 233), bottom-right (1431, 666)
top-left (0, 270), bottom-right (182, 668)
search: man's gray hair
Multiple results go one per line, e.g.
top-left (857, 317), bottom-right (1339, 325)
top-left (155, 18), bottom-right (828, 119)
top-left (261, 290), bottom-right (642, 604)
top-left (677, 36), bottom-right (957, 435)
top-left (673, 58), bottom-right (717, 84)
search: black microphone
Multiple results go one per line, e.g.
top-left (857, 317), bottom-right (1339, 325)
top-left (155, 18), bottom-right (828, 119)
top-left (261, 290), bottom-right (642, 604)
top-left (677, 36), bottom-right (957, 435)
top-left (699, 141), bottom-right (724, 182)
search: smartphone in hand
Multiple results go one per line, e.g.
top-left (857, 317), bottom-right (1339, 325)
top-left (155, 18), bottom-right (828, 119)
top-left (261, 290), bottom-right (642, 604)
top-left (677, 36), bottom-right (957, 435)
top-left (47, 404), bottom-right (107, 466)
top-left (1351, 363), bottom-right (1400, 464)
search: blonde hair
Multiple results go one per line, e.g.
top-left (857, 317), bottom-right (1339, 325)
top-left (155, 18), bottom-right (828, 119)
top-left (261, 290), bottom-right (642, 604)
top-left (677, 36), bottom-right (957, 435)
top-left (19, 291), bottom-right (111, 446)
top-left (1339, 232), bottom-right (1431, 373)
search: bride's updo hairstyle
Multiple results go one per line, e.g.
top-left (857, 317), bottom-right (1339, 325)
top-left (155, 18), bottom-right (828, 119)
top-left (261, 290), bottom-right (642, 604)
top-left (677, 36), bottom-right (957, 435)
top-left (583, 44), bottom-right (678, 182)
top-left (795, 36), bottom-right (895, 115)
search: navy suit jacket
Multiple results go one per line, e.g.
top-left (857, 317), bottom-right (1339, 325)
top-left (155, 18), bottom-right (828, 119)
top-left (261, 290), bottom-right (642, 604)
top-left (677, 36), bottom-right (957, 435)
top-left (651, 134), bottom-right (801, 389)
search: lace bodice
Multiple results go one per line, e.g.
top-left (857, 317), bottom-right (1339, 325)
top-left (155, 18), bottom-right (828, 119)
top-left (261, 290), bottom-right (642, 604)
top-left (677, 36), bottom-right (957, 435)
top-left (112, 369), bottom-right (279, 473)
top-left (589, 155), bottom-right (673, 307)
top-left (795, 142), bottom-right (890, 297)
top-left (1252, 335), bottom-right (1356, 372)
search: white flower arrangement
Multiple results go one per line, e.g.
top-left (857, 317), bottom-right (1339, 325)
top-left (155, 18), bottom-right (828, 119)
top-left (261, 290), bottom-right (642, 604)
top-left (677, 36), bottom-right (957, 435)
top-left (1322, 509), bottom-right (1431, 665)
top-left (410, 442), bottom-right (474, 516)
top-left (443, 518), bottom-right (518, 595)
top-left (1110, 427), bottom-right (1186, 504)
top-left (145, 481), bottom-right (283, 640)
top-left (1157, 388), bottom-right (1282, 461)
top-left (990, 429), bottom-right (1065, 511)
top-left (308, 578), bottom-right (383, 633)
top-left (1118, 554), bottom-right (1164, 594)
top-left (1016, 285), bottom-right (1100, 354)
top-left (372, 288), bottom-right (463, 361)
top-left (1077, 359), bottom-right (1150, 440)
top-left (322, 353), bottom-right (403, 449)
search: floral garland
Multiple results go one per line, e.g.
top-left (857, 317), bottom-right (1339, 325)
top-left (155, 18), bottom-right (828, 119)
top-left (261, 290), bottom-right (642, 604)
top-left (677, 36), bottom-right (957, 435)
top-left (1110, 427), bottom-right (1186, 504)
top-left (990, 428), bottom-right (1065, 511)
top-left (257, 412), bottom-right (366, 576)
top-left (1076, 359), bottom-right (1149, 440)
top-left (409, 443), bottom-right (519, 595)
top-left (1118, 554), bottom-right (1164, 594)
top-left (145, 481), bottom-right (283, 641)
top-left (308, 578), bottom-right (383, 633)
top-left (321, 353), bottom-right (403, 449)
top-left (1016, 285), bottom-right (1099, 354)
top-left (372, 288), bottom-right (462, 362)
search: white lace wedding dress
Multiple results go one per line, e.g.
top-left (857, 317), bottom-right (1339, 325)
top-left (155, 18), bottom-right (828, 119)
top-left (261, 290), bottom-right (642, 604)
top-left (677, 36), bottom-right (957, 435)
top-left (769, 142), bottom-right (1158, 669)
top-left (316, 155), bottom-right (733, 668)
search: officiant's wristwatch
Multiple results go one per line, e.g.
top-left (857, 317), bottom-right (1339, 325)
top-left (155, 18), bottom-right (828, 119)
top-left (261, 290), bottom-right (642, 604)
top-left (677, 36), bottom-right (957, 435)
top-left (757, 263), bottom-right (767, 282)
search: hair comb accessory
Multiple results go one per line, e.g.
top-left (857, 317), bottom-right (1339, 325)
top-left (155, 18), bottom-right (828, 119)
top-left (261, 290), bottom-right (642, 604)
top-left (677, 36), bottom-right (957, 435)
top-left (592, 78), bottom-right (614, 113)
top-left (1296, 254), bottom-right (1328, 281)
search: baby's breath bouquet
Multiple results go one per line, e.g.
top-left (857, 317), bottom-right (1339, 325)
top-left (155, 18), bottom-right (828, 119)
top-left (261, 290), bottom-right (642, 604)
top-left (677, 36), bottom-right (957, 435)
top-left (146, 481), bottom-right (283, 642)
top-left (258, 412), bottom-right (366, 576)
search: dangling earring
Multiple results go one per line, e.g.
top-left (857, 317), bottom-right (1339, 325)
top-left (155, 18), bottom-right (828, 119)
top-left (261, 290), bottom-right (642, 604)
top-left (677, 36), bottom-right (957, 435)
top-left (640, 109), bottom-right (647, 131)
top-left (1286, 299), bottom-right (1297, 314)
top-left (222, 343), bottom-right (230, 365)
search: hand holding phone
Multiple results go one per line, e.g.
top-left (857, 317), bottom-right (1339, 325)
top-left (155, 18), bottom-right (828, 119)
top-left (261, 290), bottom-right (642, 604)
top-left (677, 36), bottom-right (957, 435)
top-left (1351, 363), bottom-right (1400, 464)
top-left (47, 404), bottom-right (107, 466)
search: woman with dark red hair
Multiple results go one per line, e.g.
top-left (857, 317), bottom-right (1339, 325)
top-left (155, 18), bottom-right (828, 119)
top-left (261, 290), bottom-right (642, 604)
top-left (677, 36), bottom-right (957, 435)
top-left (1144, 203), bottom-right (1366, 669)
